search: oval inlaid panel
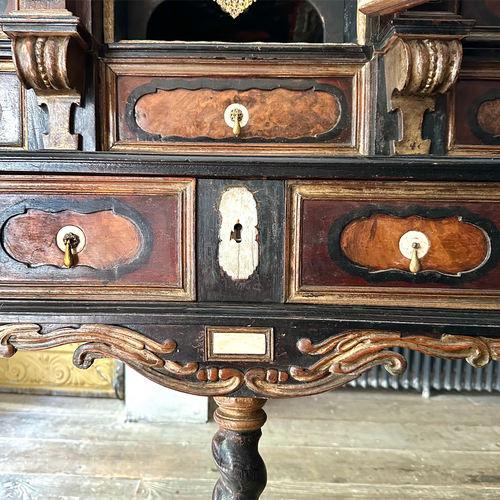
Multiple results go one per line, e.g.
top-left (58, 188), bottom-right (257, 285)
top-left (134, 88), bottom-right (341, 140)
top-left (3, 210), bottom-right (142, 269)
top-left (340, 214), bottom-right (489, 275)
top-left (477, 99), bottom-right (500, 137)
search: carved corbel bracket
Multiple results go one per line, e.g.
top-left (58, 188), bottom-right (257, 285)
top-left (375, 12), bottom-right (474, 155)
top-left (383, 35), bottom-right (463, 154)
top-left (0, 13), bottom-right (88, 149)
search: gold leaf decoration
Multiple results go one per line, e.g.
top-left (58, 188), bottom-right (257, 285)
top-left (214, 0), bottom-right (256, 19)
top-left (0, 344), bottom-right (119, 397)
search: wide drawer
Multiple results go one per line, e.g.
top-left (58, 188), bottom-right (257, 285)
top-left (286, 181), bottom-right (500, 309)
top-left (102, 56), bottom-right (363, 156)
top-left (0, 176), bottom-right (195, 301)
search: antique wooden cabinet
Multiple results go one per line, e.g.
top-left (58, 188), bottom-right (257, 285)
top-left (1, 0), bottom-right (500, 498)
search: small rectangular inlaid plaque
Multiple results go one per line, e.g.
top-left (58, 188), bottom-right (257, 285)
top-left (205, 327), bottom-right (274, 362)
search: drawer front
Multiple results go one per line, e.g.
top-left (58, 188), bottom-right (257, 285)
top-left (286, 181), bottom-right (500, 309)
top-left (103, 59), bottom-right (363, 155)
top-left (0, 176), bottom-right (195, 301)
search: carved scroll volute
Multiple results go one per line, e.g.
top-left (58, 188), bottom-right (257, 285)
top-left (1, 14), bottom-right (87, 150)
top-left (384, 37), bottom-right (463, 154)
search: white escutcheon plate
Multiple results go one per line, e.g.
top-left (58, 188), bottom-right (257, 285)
top-left (399, 231), bottom-right (430, 260)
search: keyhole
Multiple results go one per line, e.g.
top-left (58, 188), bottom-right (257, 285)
top-left (231, 223), bottom-right (243, 243)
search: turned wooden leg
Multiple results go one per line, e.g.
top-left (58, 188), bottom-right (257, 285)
top-left (212, 397), bottom-right (267, 500)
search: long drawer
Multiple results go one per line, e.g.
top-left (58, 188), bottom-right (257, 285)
top-left (101, 54), bottom-right (365, 156)
top-left (286, 181), bottom-right (500, 309)
top-left (0, 176), bottom-right (195, 301)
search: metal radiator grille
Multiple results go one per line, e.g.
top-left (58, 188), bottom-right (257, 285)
top-left (348, 348), bottom-right (500, 397)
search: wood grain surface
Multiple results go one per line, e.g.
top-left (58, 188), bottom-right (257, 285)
top-left (358, 0), bottom-right (431, 16)
top-left (340, 214), bottom-right (489, 275)
top-left (477, 99), bottom-right (500, 137)
top-left (3, 210), bottom-right (141, 270)
top-left (455, 80), bottom-right (500, 147)
top-left (461, 0), bottom-right (500, 26)
top-left (485, 0), bottom-right (500, 18)
top-left (0, 176), bottom-right (195, 301)
top-left (135, 88), bottom-right (341, 140)
top-left (298, 200), bottom-right (500, 290)
top-left (2, 391), bottom-right (500, 499)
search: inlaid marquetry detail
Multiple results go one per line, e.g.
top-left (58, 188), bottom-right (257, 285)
top-left (205, 327), bottom-right (274, 362)
top-left (287, 181), bottom-right (500, 309)
top-left (4, 209), bottom-right (142, 269)
top-left (340, 213), bottom-right (490, 276)
top-left (218, 187), bottom-right (259, 281)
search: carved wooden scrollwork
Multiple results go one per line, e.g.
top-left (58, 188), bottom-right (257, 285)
top-left (384, 36), bottom-right (463, 154)
top-left (0, 13), bottom-right (87, 149)
top-left (245, 331), bottom-right (500, 397)
top-left (0, 323), bottom-right (245, 396)
top-left (1, 324), bottom-right (499, 398)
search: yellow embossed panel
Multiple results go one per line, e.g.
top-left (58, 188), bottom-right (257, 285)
top-left (0, 344), bottom-right (121, 398)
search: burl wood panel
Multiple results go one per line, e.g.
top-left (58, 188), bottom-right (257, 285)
top-left (0, 176), bottom-right (195, 301)
top-left (340, 214), bottom-right (489, 275)
top-left (477, 99), bottom-right (500, 137)
top-left (3, 210), bottom-right (141, 270)
top-left (134, 88), bottom-right (341, 140)
top-left (455, 80), bottom-right (500, 146)
top-left (461, 0), bottom-right (500, 27)
top-left (297, 199), bottom-right (500, 291)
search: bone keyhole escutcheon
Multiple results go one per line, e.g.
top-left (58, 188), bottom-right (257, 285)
top-left (399, 231), bottom-right (430, 274)
top-left (219, 187), bottom-right (258, 280)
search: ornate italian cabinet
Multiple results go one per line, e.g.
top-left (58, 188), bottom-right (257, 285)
top-left (1, 0), bottom-right (500, 498)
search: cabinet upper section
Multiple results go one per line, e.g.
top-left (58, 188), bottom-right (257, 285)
top-left (0, 0), bottom-right (499, 156)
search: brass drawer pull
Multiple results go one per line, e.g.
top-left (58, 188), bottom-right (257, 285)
top-left (224, 104), bottom-right (249, 137)
top-left (56, 225), bottom-right (86, 268)
top-left (63, 233), bottom-right (80, 268)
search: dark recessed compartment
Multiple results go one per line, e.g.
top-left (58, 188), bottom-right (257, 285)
top-left (114, 0), bottom-right (352, 43)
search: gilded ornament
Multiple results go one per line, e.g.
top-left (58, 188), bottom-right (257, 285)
top-left (214, 0), bottom-right (256, 19)
top-left (1, 324), bottom-right (499, 398)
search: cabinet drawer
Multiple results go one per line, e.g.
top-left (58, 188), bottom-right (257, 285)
top-left (0, 176), bottom-right (195, 301)
top-left (286, 181), bottom-right (500, 309)
top-left (102, 56), bottom-right (363, 156)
